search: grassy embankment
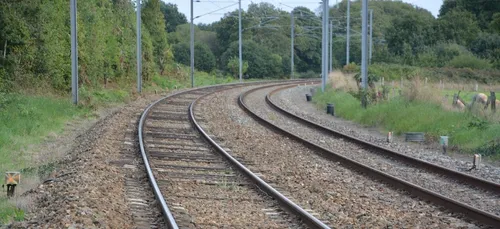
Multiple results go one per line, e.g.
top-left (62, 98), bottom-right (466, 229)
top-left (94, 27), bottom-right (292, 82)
top-left (0, 70), bottom-right (235, 224)
top-left (0, 93), bottom-right (88, 223)
top-left (313, 70), bottom-right (500, 159)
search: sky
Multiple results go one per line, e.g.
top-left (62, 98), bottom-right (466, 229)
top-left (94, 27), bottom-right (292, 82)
top-left (163, 0), bottom-right (444, 24)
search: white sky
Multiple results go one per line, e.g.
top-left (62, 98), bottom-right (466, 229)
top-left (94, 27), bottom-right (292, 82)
top-left (163, 0), bottom-right (444, 24)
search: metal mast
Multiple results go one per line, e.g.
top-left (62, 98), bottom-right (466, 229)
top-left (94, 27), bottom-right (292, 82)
top-left (71, 0), bottom-right (79, 104)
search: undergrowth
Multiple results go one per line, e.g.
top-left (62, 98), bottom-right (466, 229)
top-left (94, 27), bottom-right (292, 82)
top-left (313, 89), bottom-right (500, 159)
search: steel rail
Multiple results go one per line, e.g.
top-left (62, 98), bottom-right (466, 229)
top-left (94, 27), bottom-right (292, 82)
top-left (238, 84), bottom-right (500, 227)
top-left (138, 80), bottom-right (318, 228)
top-left (189, 82), bottom-right (329, 229)
top-left (266, 85), bottom-right (500, 194)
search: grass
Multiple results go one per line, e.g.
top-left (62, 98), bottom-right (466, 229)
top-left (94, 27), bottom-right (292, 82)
top-left (0, 198), bottom-right (24, 224)
top-left (312, 88), bottom-right (500, 159)
top-left (0, 93), bottom-right (89, 223)
top-left (0, 93), bottom-right (89, 171)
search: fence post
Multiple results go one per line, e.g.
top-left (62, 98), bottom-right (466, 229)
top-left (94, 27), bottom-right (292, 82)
top-left (491, 91), bottom-right (496, 113)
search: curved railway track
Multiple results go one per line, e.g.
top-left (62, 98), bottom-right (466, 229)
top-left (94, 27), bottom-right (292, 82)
top-left (238, 84), bottom-right (500, 227)
top-left (138, 81), bottom-right (330, 228)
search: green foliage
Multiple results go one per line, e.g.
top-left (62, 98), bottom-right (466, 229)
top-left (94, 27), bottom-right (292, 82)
top-left (194, 71), bottom-right (235, 87)
top-left (0, 199), bottom-right (24, 223)
top-left (368, 63), bottom-right (420, 81)
top-left (296, 70), bottom-right (319, 79)
top-left (160, 2), bottom-right (187, 33)
top-left (439, 0), bottom-right (500, 30)
top-left (436, 9), bottom-right (481, 46)
top-left (142, 0), bottom-right (172, 74)
top-left (0, 0), bottom-right (169, 92)
top-left (152, 75), bottom-right (182, 90)
top-left (469, 33), bottom-right (500, 61)
top-left (173, 42), bottom-right (216, 72)
top-left (313, 89), bottom-right (500, 156)
top-left (194, 43), bottom-right (216, 72)
top-left (446, 54), bottom-right (492, 69)
top-left (0, 93), bottom-right (88, 171)
top-left (491, 13), bottom-right (500, 33)
top-left (227, 57), bottom-right (249, 78)
top-left (342, 63), bottom-right (360, 73)
top-left (221, 40), bottom-right (283, 78)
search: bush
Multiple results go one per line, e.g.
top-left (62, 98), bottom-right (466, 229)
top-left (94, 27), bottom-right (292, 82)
top-left (297, 70), bottom-right (319, 79)
top-left (173, 42), bottom-right (216, 72)
top-left (342, 62), bottom-right (360, 73)
top-left (369, 63), bottom-right (420, 81)
top-left (446, 54), bottom-right (492, 69)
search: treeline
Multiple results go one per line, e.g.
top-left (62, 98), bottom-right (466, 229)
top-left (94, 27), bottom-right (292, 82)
top-left (0, 0), bottom-right (173, 92)
top-left (1, 0), bottom-right (500, 93)
top-left (169, 0), bottom-right (500, 79)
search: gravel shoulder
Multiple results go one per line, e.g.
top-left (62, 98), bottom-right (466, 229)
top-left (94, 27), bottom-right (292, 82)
top-left (273, 85), bottom-right (500, 184)
top-left (8, 92), bottom-right (168, 228)
top-left (197, 85), bottom-right (478, 228)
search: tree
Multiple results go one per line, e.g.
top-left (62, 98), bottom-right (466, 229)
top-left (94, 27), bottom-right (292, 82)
top-left (490, 13), bottom-right (500, 34)
top-left (469, 33), bottom-right (500, 61)
top-left (221, 40), bottom-right (283, 78)
top-left (173, 42), bottom-right (216, 72)
top-left (142, 0), bottom-right (173, 74)
top-left (385, 12), bottom-right (436, 57)
top-left (160, 2), bottom-right (187, 33)
top-left (439, 0), bottom-right (500, 30)
top-left (436, 9), bottom-right (480, 46)
top-left (227, 57), bottom-right (248, 78)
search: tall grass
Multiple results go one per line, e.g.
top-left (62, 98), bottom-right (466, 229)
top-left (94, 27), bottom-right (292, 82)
top-left (315, 71), bottom-right (500, 158)
top-left (0, 93), bottom-right (88, 172)
top-left (313, 89), bottom-right (500, 156)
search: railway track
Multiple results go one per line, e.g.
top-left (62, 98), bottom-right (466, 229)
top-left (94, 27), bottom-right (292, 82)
top-left (138, 81), bottom-right (330, 228)
top-left (238, 84), bottom-right (500, 227)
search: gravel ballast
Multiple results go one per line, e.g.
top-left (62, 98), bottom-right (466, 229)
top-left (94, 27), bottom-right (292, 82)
top-left (196, 85), bottom-right (478, 228)
top-left (144, 90), bottom-right (303, 228)
top-left (10, 94), bottom-right (167, 228)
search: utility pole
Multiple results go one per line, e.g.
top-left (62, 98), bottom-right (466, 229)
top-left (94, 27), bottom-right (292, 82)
top-left (290, 11), bottom-right (295, 79)
top-left (136, 0), bottom-right (142, 93)
top-left (369, 9), bottom-right (373, 65)
top-left (238, 0), bottom-right (242, 82)
top-left (361, 0), bottom-right (369, 107)
top-left (346, 0), bottom-right (350, 65)
top-left (329, 20), bottom-right (333, 73)
top-left (190, 0), bottom-right (195, 87)
top-left (321, 0), bottom-right (329, 92)
top-left (70, 0), bottom-right (78, 104)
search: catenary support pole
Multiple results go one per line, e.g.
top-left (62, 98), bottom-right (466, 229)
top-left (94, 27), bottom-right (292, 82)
top-left (330, 20), bottom-right (333, 73)
top-left (238, 0), bottom-right (243, 82)
top-left (346, 0), bottom-right (350, 65)
top-left (369, 9), bottom-right (373, 65)
top-left (361, 0), bottom-right (369, 107)
top-left (321, 0), bottom-right (329, 92)
top-left (136, 0), bottom-right (142, 93)
top-left (291, 11), bottom-right (295, 79)
top-left (71, 0), bottom-right (78, 104)
top-left (190, 0), bottom-right (195, 87)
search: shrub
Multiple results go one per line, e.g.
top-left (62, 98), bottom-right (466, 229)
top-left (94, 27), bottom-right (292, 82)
top-left (297, 70), bottom-right (319, 79)
top-left (342, 62), bottom-right (359, 73)
top-left (446, 54), bottom-right (492, 70)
